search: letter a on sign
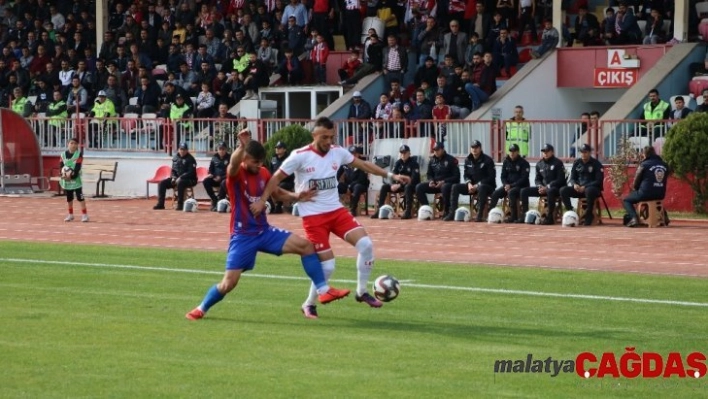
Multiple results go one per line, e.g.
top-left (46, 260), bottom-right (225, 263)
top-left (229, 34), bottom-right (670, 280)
top-left (608, 49), bottom-right (624, 68)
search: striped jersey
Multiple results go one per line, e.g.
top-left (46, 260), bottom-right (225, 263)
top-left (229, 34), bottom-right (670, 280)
top-left (227, 166), bottom-right (271, 235)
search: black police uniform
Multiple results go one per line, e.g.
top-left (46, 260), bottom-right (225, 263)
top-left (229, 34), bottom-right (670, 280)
top-left (339, 155), bottom-right (370, 215)
top-left (560, 156), bottom-right (604, 225)
top-left (270, 152), bottom-right (295, 213)
top-left (447, 151), bottom-right (496, 221)
top-left (623, 153), bottom-right (669, 223)
top-left (490, 154), bottom-right (530, 222)
top-left (156, 150), bottom-right (197, 210)
top-left (203, 151), bottom-right (231, 208)
top-left (410, 151), bottom-right (460, 218)
top-left (520, 154), bottom-right (566, 224)
top-left (371, 156), bottom-right (421, 218)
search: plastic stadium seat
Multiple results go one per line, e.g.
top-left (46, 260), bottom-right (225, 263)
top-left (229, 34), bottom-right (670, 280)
top-left (145, 165), bottom-right (172, 199)
top-left (697, 2), bottom-right (708, 18)
top-left (196, 166), bottom-right (209, 183)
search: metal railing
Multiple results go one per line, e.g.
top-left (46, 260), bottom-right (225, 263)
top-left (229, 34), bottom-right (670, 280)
top-left (30, 115), bottom-right (674, 161)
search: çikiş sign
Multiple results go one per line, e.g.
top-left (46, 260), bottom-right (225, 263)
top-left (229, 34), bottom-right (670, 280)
top-left (594, 49), bottom-right (640, 87)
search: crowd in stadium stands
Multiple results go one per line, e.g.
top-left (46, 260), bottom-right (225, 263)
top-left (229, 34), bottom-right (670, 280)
top-left (0, 0), bottom-right (692, 127)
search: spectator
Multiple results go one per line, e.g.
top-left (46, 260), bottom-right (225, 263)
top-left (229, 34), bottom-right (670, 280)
top-left (87, 91), bottom-right (117, 148)
top-left (611, 3), bottom-right (642, 45)
top-left (73, 60), bottom-right (95, 97)
top-left (233, 29), bottom-right (255, 54)
top-left (697, 90), bottom-right (708, 112)
top-left (342, 145), bottom-right (370, 216)
top-left (492, 28), bottom-right (518, 77)
top-left (643, 9), bottom-right (666, 45)
top-left (160, 82), bottom-right (193, 117)
top-left (241, 13), bottom-right (260, 45)
top-left (66, 76), bottom-right (89, 114)
top-left (100, 74), bottom-right (127, 114)
top-left (194, 44), bottom-right (216, 72)
top-left (153, 142), bottom-right (197, 211)
top-left (10, 87), bottom-right (32, 117)
top-left (196, 61), bottom-right (216, 89)
top-left (486, 12), bottom-right (507, 50)
top-left (417, 17), bottom-right (442, 65)
top-left (414, 56), bottom-right (439, 88)
top-left (283, 15), bottom-right (305, 56)
top-left (311, 33), bottom-right (330, 84)
top-left (432, 92), bottom-right (451, 138)
top-left (443, 20), bottom-right (468, 67)
top-left (337, 49), bottom-right (363, 84)
top-left (469, 3), bottom-right (492, 44)
top-left (242, 52), bottom-right (269, 100)
top-left (638, 89), bottom-right (670, 139)
top-left (668, 96), bottom-right (692, 127)
top-left (517, 0), bottom-right (538, 42)
top-left (31, 79), bottom-right (53, 113)
top-left (347, 91), bottom-right (373, 142)
top-left (382, 35), bottom-right (407, 88)
top-left (342, 0), bottom-right (363, 50)
top-left (571, 5), bottom-right (600, 47)
top-left (281, 0), bottom-right (309, 28)
top-left (378, 0), bottom-right (400, 38)
top-left (128, 76), bottom-right (161, 114)
top-left (340, 34), bottom-right (384, 85)
top-left (388, 78), bottom-right (408, 107)
top-left (176, 61), bottom-right (198, 94)
top-left (166, 44), bottom-right (185, 74)
top-left (465, 33), bottom-right (485, 70)
top-left (195, 82), bottom-right (216, 118)
top-left (277, 47), bottom-right (304, 84)
top-left (203, 142), bottom-right (231, 211)
top-left (532, 19), bottom-right (559, 58)
top-left (466, 51), bottom-right (496, 111)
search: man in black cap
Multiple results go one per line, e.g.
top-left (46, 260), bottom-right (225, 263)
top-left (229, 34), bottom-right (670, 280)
top-left (622, 146), bottom-right (669, 227)
top-left (154, 142), bottom-right (198, 211)
top-left (490, 143), bottom-right (530, 223)
top-left (520, 143), bottom-right (566, 224)
top-left (371, 144), bottom-right (421, 219)
top-left (445, 140), bottom-right (496, 221)
top-left (407, 142), bottom-right (460, 219)
top-left (269, 141), bottom-right (295, 214)
top-left (339, 145), bottom-right (370, 217)
top-left (560, 144), bottom-right (604, 225)
top-left (203, 141), bottom-right (231, 211)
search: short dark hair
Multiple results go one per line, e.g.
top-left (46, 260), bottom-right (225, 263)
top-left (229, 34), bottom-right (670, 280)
top-left (649, 89), bottom-right (659, 95)
top-left (69, 137), bottom-right (79, 143)
top-left (245, 140), bottom-right (266, 162)
top-left (314, 116), bottom-right (334, 129)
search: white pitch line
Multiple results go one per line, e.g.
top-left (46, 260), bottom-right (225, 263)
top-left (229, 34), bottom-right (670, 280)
top-left (1, 258), bottom-right (706, 308)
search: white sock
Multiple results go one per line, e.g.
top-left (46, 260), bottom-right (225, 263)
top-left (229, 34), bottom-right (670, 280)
top-left (355, 236), bottom-right (374, 296)
top-left (304, 259), bottom-right (335, 306)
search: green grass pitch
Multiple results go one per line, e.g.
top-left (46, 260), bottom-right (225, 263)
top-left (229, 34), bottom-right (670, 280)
top-left (0, 241), bottom-right (706, 398)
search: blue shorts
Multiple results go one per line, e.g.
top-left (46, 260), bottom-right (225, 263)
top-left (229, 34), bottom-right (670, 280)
top-left (225, 226), bottom-right (292, 271)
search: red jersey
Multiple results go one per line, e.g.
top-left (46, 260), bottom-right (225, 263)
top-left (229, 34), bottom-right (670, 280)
top-left (432, 105), bottom-right (451, 120)
top-left (227, 166), bottom-right (272, 236)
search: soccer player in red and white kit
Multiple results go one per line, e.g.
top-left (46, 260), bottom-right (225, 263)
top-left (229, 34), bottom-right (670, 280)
top-left (252, 117), bottom-right (411, 319)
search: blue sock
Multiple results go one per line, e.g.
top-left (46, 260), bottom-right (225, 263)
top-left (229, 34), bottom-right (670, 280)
top-left (301, 253), bottom-right (327, 292)
top-left (198, 285), bottom-right (225, 313)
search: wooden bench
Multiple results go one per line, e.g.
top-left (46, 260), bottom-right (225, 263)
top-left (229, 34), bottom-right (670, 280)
top-left (578, 198), bottom-right (602, 225)
top-left (469, 194), bottom-right (491, 221)
top-left (374, 191), bottom-right (406, 217)
top-left (537, 196), bottom-right (562, 223)
top-left (340, 191), bottom-right (369, 216)
top-left (502, 196), bottom-right (522, 222)
top-left (638, 200), bottom-right (667, 228)
top-left (50, 160), bottom-right (118, 198)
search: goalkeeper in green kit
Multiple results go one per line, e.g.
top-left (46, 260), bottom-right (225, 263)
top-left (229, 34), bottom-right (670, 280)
top-left (60, 138), bottom-right (89, 222)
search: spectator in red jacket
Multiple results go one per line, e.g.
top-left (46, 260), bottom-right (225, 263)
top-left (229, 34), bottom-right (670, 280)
top-left (337, 50), bottom-right (362, 83)
top-left (310, 34), bottom-right (329, 84)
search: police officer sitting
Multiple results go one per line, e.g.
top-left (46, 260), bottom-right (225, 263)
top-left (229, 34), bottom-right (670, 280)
top-left (623, 146), bottom-right (669, 228)
top-left (204, 141), bottom-right (231, 211)
top-left (560, 144), bottom-right (604, 226)
top-left (490, 143), bottom-right (530, 223)
top-left (269, 141), bottom-right (295, 213)
top-left (371, 144), bottom-right (421, 219)
top-left (520, 143), bottom-right (566, 225)
top-left (339, 146), bottom-right (370, 217)
top-left (405, 142), bottom-right (460, 219)
top-left (445, 140), bottom-right (496, 222)
top-left (153, 142), bottom-right (198, 211)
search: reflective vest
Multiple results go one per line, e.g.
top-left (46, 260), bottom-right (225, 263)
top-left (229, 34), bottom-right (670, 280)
top-left (643, 100), bottom-right (669, 121)
top-left (233, 55), bottom-right (250, 73)
top-left (11, 96), bottom-right (29, 116)
top-left (48, 100), bottom-right (67, 127)
top-left (92, 99), bottom-right (116, 118)
top-left (505, 120), bottom-right (530, 157)
top-left (170, 103), bottom-right (191, 129)
top-left (60, 150), bottom-right (83, 190)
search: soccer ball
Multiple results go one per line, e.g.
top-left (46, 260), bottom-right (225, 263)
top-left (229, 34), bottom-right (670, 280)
top-left (61, 166), bottom-right (73, 179)
top-left (372, 275), bottom-right (400, 302)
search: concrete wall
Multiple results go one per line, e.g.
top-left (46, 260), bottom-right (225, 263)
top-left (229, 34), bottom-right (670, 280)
top-left (471, 51), bottom-right (591, 121)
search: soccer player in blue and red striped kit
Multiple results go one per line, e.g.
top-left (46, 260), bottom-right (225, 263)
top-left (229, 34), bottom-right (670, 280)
top-left (186, 129), bottom-right (350, 320)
